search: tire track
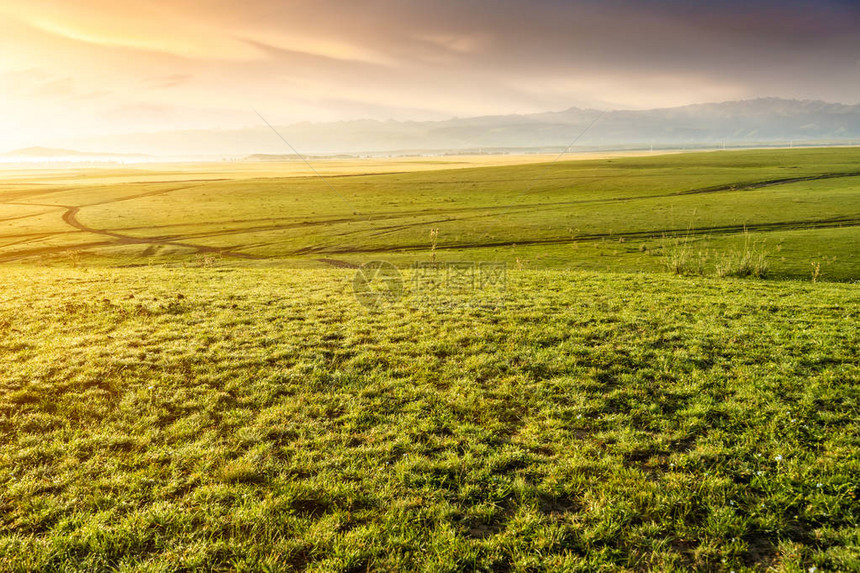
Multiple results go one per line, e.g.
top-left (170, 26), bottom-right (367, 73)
top-left (0, 199), bottom-right (262, 262)
top-left (316, 258), bottom-right (360, 269)
top-left (290, 216), bottom-right (860, 256)
top-left (59, 206), bottom-right (261, 259)
top-left (676, 171), bottom-right (860, 196)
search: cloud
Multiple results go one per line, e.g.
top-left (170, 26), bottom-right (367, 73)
top-left (0, 0), bottom-right (401, 64)
top-left (0, 0), bottom-right (262, 60)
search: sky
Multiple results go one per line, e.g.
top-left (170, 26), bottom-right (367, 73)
top-left (1, 0), bottom-right (858, 152)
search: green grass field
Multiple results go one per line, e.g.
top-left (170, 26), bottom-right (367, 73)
top-left (0, 268), bottom-right (857, 571)
top-left (0, 149), bottom-right (858, 571)
top-left (0, 148), bottom-right (857, 280)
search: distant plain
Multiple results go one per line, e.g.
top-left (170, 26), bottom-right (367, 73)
top-left (0, 148), bottom-right (857, 281)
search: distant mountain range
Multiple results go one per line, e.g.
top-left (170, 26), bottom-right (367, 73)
top-left (39, 98), bottom-right (860, 157)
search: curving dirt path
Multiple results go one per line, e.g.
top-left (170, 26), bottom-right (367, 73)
top-left (0, 199), bottom-right (261, 262)
top-left (59, 205), bottom-right (261, 259)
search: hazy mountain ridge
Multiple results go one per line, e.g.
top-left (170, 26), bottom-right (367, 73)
top-left (53, 98), bottom-right (860, 157)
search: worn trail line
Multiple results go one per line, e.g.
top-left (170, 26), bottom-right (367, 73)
top-left (292, 216), bottom-right (860, 256)
top-left (316, 258), bottom-right (360, 269)
top-left (0, 200), bottom-right (262, 262)
top-left (60, 206), bottom-right (262, 259)
top-left (0, 240), bottom-right (119, 263)
top-left (676, 171), bottom-right (860, 196)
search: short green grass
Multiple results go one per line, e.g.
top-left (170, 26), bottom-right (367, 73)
top-left (1, 267), bottom-right (857, 571)
top-left (1, 149), bottom-right (858, 570)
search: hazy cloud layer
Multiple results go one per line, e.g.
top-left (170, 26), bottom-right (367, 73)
top-left (1, 0), bottom-right (858, 151)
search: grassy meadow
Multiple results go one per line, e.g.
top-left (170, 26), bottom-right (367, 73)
top-left (0, 148), bottom-right (857, 280)
top-left (0, 148), bottom-right (858, 571)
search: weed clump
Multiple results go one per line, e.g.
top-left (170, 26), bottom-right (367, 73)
top-left (663, 229), bottom-right (769, 279)
top-left (811, 261), bottom-right (822, 282)
top-left (715, 231), bottom-right (769, 278)
top-left (661, 233), bottom-right (708, 276)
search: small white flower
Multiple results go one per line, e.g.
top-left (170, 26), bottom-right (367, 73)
top-left (147, 385), bottom-right (154, 390)
top-left (809, 566), bottom-right (817, 573)
top-left (816, 483), bottom-right (823, 488)
top-left (775, 455), bottom-right (783, 462)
